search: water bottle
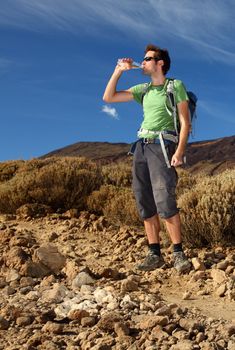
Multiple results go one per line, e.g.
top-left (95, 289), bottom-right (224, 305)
top-left (117, 59), bottom-right (142, 69)
top-left (131, 61), bottom-right (142, 69)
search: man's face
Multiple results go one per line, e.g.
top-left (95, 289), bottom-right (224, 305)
top-left (142, 50), bottom-right (161, 75)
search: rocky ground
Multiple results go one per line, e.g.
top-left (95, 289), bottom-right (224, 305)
top-left (0, 210), bottom-right (235, 350)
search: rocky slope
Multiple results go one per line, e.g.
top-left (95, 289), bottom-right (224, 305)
top-left (0, 212), bottom-right (235, 350)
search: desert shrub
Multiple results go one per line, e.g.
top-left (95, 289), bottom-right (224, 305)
top-left (87, 185), bottom-right (116, 215)
top-left (176, 168), bottom-right (199, 198)
top-left (104, 188), bottom-right (141, 226)
top-left (0, 157), bottom-right (103, 213)
top-left (16, 158), bottom-right (56, 174)
top-left (87, 184), bottom-right (141, 226)
top-left (178, 169), bottom-right (235, 247)
top-left (101, 162), bottom-right (132, 187)
top-left (0, 160), bottom-right (25, 182)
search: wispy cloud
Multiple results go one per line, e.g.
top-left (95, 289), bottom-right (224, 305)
top-left (102, 105), bottom-right (119, 120)
top-left (199, 100), bottom-right (235, 124)
top-left (0, 0), bottom-right (234, 64)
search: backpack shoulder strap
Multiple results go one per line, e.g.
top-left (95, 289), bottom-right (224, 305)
top-left (140, 82), bottom-right (151, 104)
top-left (164, 78), bottom-right (175, 102)
top-left (164, 78), bottom-right (180, 136)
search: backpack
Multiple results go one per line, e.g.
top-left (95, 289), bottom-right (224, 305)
top-left (141, 78), bottom-right (198, 138)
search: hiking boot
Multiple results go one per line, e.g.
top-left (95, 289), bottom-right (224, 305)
top-left (173, 251), bottom-right (191, 273)
top-left (136, 252), bottom-right (165, 271)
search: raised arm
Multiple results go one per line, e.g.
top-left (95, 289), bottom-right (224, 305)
top-left (103, 58), bottom-right (134, 103)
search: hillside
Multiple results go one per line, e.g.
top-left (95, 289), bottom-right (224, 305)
top-left (41, 135), bottom-right (235, 174)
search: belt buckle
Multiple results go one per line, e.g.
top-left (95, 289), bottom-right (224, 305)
top-left (143, 138), bottom-right (154, 144)
top-left (143, 138), bottom-right (150, 144)
top-left (149, 138), bottom-right (155, 144)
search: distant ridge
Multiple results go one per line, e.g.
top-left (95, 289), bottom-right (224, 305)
top-left (41, 135), bottom-right (235, 174)
top-left (41, 141), bottom-right (130, 163)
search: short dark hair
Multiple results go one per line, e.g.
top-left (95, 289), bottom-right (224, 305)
top-left (145, 44), bottom-right (171, 75)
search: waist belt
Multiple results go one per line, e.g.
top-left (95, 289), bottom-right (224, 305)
top-left (142, 138), bottom-right (171, 144)
top-left (138, 128), bottom-right (179, 168)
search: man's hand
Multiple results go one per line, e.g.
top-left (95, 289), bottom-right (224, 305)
top-left (171, 152), bottom-right (184, 167)
top-left (116, 58), bottom-right (133, 72)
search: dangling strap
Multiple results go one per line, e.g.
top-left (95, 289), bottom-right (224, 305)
top-left (159, 132), bottom-right (171, 168)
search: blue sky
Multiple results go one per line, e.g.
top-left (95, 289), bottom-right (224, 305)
top-left (0, 0), bottom-right (235, 161)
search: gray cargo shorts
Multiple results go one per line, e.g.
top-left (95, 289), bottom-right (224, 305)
top-left (132, 140), bottom-right (179, 220)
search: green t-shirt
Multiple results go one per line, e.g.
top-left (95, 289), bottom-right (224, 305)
top-left (131, 79), bottom-right (188, 138)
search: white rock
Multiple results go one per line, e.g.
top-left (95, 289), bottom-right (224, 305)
top-left (106, 301), bottom-right (119, 310)
top-left (54, 299), bottom-right (74, 318)
top-left (72, 272), bottom-right (95, 289)
top-left (120, 294), bottom-right (138, 309)
top-left (74, 300), bottom-right (98, 311)
top-left (94, 288), bottom-right (109, 304)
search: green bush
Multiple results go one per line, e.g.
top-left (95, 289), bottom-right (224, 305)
top-left (178, 169), bottom-right (235, 247)
top-left (0, 157), bottom-right (103, 213)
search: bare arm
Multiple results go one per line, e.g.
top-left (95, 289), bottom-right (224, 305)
top-left (171, 100), bottom-right (190, 167)
top-left (103, 59), bottom-right (134, 103)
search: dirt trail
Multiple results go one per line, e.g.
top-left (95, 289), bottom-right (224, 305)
top-left (160, 275), bottom-right (235, 322)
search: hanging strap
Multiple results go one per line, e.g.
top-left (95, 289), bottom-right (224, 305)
top-left (159, 132), bottom-right (171, 168)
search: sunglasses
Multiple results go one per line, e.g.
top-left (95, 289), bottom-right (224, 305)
top-left (143, 56), bottom-right (161, 62)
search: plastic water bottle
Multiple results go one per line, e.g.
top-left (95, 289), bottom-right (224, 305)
top-left (117, 59), bottom-right (142, 69)
top-left (131, 61), bottom-right (142, 69)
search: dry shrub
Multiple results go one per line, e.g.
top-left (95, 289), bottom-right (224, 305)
top-left (178, 169), bottom-right (235, 247)
top-left (0, 160), bottom-right (25, 182)
top-left (87, 185), bottom-right (116, 215)
top-left (176, 168), bottom-right (199, 198)
top-left (101, 162), bottom-right (132, 187)
top-left (0, 157), bottom-right (102, 213)
top-left (87, 184), bottom-right (141, 226)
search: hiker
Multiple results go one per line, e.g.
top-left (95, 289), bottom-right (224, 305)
top-left (103, 44), bottom-right (191, 273)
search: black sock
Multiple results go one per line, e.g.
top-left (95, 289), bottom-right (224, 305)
top-left (173, 243), bottom-right (183, 253)
top-left (149, 243), bottom-right (161, 256)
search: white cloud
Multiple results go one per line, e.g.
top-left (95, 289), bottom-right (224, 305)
top-left (0, 0), bottom-right (235, 64)
top-left (102, 105), bottom-right (119, 120)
